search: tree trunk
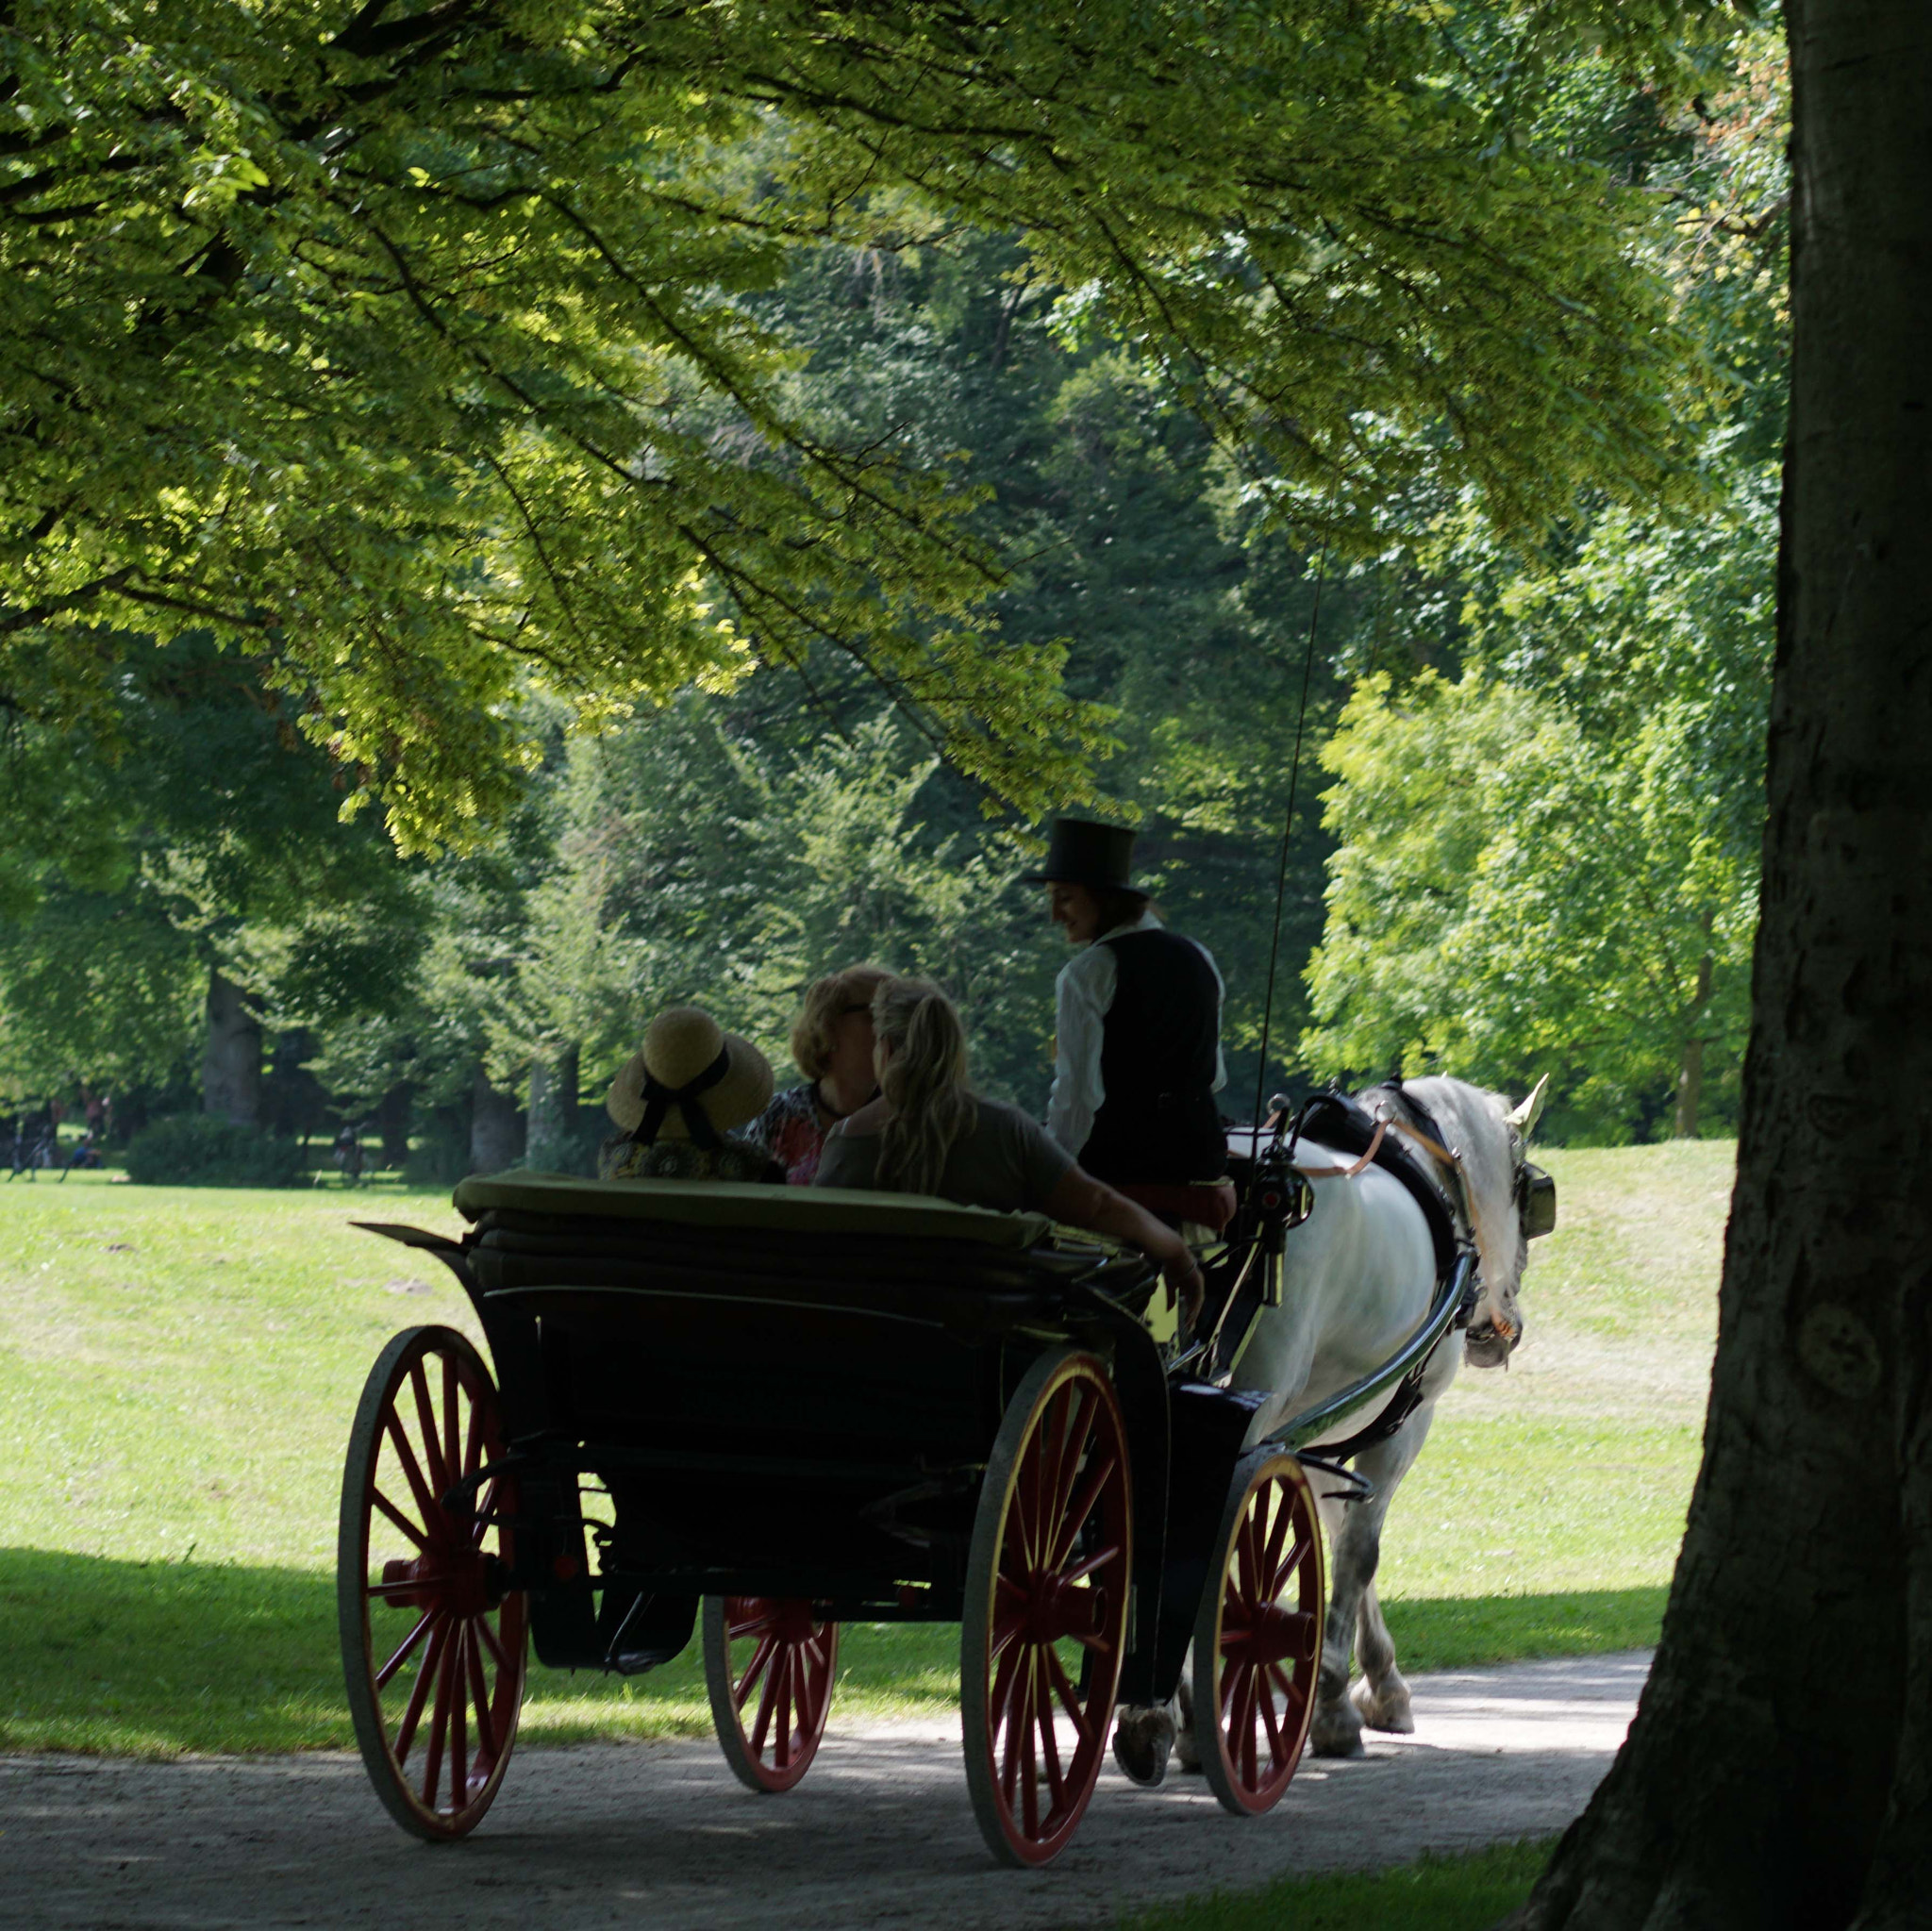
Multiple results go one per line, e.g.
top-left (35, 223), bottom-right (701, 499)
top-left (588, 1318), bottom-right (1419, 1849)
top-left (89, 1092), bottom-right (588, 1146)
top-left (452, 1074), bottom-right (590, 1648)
top-left (1506, 4), bottom-right (1931, 1926)
top-left (468, 1064), bottom-right (523, 1174)
top-left (201, 969), bottom-right (261, 1126)
top-left (1672, 935), bottom-right (1714, 1139)
top-left (525, 1043), bottom-right (581, 1173)
top-left (375, 1083), bottom-right (413, 1171)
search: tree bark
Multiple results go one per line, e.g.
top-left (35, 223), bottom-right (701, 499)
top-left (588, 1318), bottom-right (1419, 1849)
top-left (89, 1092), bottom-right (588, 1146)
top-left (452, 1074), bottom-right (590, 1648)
top-left (468, 1064), bottom-right (523, 1174)
top-left (1505, 4), bottom-right (1932, 1925)
top-left (375, 1083), bottom-right (413, 1171)
top-left (525, 1043), bottom-right (581, 1173)
top-left (1671, 935), bottom-right (1713, 1139)
top-left (201, 969), bottom-right (261, 1126)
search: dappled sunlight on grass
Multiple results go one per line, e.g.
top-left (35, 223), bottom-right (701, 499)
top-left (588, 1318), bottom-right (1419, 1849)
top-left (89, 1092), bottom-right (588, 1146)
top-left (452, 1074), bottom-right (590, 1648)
top-left (0, 1154), bottom-right (1721, 1755)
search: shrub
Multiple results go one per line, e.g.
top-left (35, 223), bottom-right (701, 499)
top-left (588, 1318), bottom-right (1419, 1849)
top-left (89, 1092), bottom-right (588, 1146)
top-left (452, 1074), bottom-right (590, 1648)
top-left (124, 1116), bottom-right (313, 1189)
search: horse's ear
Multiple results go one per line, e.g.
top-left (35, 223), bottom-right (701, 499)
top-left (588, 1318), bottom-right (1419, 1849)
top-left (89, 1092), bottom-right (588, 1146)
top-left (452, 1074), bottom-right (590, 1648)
top-left (1507, 1074), bottom-right (1550, 1138)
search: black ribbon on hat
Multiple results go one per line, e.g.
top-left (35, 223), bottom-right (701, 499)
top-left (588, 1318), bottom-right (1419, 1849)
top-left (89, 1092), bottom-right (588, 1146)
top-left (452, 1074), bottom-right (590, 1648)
top-left (630, 1043), bottom-right (732, 1151)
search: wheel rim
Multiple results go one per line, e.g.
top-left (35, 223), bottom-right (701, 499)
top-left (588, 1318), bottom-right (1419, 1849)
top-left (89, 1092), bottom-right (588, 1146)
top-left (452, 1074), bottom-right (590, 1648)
top-left (963, 1350), bottom-right (1132, 1867)
top-left (704, 1597), bottom-right (838, 1792)
top-left (339, 1326), bottom-right (526, 1840)
top-left (1194, 1453), bottom-right (1324, 1817)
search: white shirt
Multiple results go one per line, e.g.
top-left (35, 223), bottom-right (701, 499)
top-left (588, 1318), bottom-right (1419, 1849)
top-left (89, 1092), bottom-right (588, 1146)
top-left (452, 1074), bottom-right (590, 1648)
top-left (1045, 908), bottom-right (1228, 1157)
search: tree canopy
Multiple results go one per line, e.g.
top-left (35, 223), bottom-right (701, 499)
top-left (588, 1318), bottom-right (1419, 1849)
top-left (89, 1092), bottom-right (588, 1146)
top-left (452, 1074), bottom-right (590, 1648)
top-left (3, 0), bottom-right (1694, 849)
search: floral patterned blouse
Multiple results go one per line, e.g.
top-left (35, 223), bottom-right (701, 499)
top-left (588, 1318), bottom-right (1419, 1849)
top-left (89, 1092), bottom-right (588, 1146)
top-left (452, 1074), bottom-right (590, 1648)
top-left (752, 1084), bottom-right (833, 1186)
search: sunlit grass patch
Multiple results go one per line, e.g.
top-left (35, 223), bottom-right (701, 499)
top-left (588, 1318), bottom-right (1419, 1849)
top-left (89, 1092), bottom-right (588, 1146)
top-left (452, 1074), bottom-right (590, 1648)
top-left (0, 1148), bottom-right (1727, 1755)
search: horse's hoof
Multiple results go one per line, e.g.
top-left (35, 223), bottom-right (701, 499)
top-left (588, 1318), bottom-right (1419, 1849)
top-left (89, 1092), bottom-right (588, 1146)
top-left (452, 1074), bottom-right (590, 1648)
top-left (1174, 1725), bottom-right (1202, 1773)
top-left (1350, 1675), bottom-right (1415, 1734)
top-left (1111, 1706), bottom-right (1175, 1788)
top-left (1309, 1712), bottom-right (1367, 1758)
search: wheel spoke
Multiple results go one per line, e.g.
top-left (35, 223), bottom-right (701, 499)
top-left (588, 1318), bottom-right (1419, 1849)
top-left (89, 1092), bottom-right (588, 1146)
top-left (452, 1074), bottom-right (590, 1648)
top-left (1237, 1670), bottom-right (1260, 1788)
top-left (1060, 1541), bottom-right (1121, 1585)
top-left (774, 1648), bottom-right (796, 1769)
top-left (1257, 1671), bottom-right (1286, 1763)
top-left (420, 1630), bottom-right (456, 1807)
top-left (449, 1625), bottom-right (470, 1807)
top-left (1035, 1666), bottom-right (1064, 1805)
top-left (392, 1616), bottom-right (449, 1764)
top-left (733, 1633), bottom-right (778, 1713)
top-left (476, 1609), bottom-right (511, 1673)
top-left (370, 1485), bottom-right (426, 1550)
top-left (1276, 1534), bottom-right (1312, 1598)
top-left (1043, 1645), bottom-right (1093, 1746)
top-left (441, 1354), bottom-right (461, 1499)
top-left (1259, 1483), bottom-right (1293, 1590)
top-left (382, 1410), bottom-right (440, 1526)
top-left (1047, 1453), bottom-right (1119, 1574)
top-left (466, 1620), bottom-right (499, 1761)
top-left (748, 1644), bottom-right (782, 1755)
top-left (1019, 1654), bottom-right (1040, 1838)
top-left (375, 1610), bottom-right (436, 1689)
top-left (728, 1604), bottom-right (780, 1640)
top-left (408, 1363), bottom-right (448, 1496)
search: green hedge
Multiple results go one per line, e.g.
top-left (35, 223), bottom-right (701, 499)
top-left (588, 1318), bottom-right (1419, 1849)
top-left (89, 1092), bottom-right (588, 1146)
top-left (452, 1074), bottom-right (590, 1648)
top-left (124, 1115), bottom-right (313, 1189)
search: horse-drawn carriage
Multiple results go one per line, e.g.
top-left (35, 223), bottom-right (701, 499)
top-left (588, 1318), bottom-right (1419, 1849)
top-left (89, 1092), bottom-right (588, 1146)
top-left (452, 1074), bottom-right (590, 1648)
top-left (338, 1099), bottom-right (1491, 1867)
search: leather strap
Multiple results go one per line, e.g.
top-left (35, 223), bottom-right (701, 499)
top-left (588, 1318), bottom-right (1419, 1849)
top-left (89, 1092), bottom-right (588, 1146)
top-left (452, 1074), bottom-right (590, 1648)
top-left (1292, 1116), bottom-right (1388, 1179)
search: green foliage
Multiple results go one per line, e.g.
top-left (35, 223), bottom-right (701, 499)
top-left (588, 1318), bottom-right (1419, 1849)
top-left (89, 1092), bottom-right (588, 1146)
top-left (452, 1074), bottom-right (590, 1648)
top-left (1303, 670), bottom-right (1756, 1138)
top-left (123, 1114), bottom-right (311, 1188)
top-left (0, 2), bottom-right (1697, 850)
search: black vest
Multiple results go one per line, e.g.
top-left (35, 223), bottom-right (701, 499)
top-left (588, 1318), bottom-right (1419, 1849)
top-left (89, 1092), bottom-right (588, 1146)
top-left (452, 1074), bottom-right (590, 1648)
top-left (1076, 928), bottom-right (1225, 1186)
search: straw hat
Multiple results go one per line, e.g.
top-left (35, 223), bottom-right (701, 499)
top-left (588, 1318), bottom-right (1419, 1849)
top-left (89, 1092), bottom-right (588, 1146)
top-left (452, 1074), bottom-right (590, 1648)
top-left (605, 1007), bottom-right (774, 1142)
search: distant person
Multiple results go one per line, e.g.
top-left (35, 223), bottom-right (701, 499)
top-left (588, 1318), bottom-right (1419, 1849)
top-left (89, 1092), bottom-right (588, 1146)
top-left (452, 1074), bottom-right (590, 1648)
top-left (752, 963), bottom-right (891, 1185)
top-left (813, 976), bottom-right (1202, 1321)
top-left (332, 1122), bottom-right (366, 1187)
top-left (1027, 818), bottom-right (1235, 1234)
top-left (601, 1007), bottom-right (783, 1184)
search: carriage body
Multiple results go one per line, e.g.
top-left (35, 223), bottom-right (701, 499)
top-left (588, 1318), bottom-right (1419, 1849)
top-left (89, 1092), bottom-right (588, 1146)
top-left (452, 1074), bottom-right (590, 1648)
top-left (339, 1169), bottom-right (1325, 1863)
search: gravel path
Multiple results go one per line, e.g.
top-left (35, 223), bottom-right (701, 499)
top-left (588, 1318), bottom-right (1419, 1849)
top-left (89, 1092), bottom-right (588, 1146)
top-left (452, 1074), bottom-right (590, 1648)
top-left (2, 1652), bottom-right (1646, 1929)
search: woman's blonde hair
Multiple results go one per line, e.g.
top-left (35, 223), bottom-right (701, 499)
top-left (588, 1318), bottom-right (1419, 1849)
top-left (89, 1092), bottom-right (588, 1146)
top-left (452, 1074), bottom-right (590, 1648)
top-left (873, 976), bottom-right (976, 1196)
top-left (790, 964), bottom-right (891, 1081)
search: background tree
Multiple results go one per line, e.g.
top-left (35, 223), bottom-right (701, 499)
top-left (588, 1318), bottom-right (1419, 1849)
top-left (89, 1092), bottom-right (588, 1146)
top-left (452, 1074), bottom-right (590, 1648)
top-left (1507, 0), bottom-right (1932, 1923)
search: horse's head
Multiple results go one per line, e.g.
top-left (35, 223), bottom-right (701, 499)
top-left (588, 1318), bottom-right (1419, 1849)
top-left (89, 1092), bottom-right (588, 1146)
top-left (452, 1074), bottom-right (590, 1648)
top-left (1460, 1075), bottom-right (1548, 1369)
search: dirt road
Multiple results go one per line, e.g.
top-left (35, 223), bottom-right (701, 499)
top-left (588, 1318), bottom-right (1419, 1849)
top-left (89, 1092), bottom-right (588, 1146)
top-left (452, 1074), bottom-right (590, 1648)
top-left (2, 1652), bottom-right (1646, 1929)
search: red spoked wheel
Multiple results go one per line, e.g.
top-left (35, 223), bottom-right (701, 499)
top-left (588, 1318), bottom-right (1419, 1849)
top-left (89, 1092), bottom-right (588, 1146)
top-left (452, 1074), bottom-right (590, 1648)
top-left (1191, 1451), bottom-right (1325, 1817)
top-left (338, 1325), bottom-right (527, 1841)
top-left (962, 1347), bottom-right (1133, 1868)
top-left (702, 1596), bottom-right (839, 1792)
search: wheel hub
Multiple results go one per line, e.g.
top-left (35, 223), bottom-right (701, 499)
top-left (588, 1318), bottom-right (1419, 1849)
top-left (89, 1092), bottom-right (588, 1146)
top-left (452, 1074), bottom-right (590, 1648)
top-left (1021, 1573), bottom-right (1104, 1646)
top-left (381, 1538), bottom-right (491, 1619)
top-left (1225, 1601), bottom-right (1317, 1667)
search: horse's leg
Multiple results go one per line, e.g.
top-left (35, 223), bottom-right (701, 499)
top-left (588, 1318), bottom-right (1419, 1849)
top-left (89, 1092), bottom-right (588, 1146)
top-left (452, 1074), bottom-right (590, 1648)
top-left (1341, 1398), bottom-right (1442, 1741)
top-left (1310, 1477), bottom-right (1383, 1756)
top-left (1351, 1579), bottom-right (1413, 1734)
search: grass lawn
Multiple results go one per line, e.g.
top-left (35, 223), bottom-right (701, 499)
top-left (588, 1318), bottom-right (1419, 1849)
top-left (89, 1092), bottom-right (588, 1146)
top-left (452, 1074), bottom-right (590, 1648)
top-left (1120, 1838), bottom-right (1556, 1931)
top-left (0, 1143), bottom-right (1729, 1756)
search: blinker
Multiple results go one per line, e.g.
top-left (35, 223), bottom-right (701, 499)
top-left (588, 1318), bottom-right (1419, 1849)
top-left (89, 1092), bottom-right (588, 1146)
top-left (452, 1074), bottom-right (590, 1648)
top-left (1518, 1163), bottom-right (1557, 1240)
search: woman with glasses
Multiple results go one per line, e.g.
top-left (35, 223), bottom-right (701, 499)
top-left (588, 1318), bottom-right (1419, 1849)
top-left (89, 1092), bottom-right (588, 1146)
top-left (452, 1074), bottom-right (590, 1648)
top-left (752, 963), bottom-right (891, 1184)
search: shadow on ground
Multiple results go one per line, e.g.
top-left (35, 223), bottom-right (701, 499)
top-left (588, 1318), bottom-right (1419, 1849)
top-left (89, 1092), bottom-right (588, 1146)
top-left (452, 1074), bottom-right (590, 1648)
top-left (1, 1546), bottom-right (1663, 1757)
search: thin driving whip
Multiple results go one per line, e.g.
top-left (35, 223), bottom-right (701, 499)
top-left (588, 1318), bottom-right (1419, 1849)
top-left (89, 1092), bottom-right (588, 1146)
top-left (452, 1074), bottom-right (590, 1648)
top-left (1248, 543), bottom-right (1328, 1156)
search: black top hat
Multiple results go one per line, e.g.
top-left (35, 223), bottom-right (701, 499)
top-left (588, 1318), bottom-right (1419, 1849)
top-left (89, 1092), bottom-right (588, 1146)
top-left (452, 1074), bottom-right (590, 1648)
top-left (1022, 819), bottom-right (1151, 895)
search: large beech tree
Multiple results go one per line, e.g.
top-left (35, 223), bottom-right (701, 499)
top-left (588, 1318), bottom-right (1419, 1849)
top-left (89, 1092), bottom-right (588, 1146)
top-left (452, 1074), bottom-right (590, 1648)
top-left (1508, 1), bottom-right (1931, 1924)
top-left (0, 1), bottom-right (1691, 849)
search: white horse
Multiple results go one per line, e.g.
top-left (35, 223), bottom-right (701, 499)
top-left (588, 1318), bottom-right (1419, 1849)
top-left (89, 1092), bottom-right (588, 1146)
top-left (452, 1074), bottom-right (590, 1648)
top-left (1118, 1072), bottom-right (1547, 1779)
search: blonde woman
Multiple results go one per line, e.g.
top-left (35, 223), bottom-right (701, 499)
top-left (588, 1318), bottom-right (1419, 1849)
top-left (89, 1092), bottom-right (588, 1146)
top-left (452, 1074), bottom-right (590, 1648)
top-left (751, 963), bottom-right (891, 1184)
top-left (814, 976), bottom-right (1204, 1322)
